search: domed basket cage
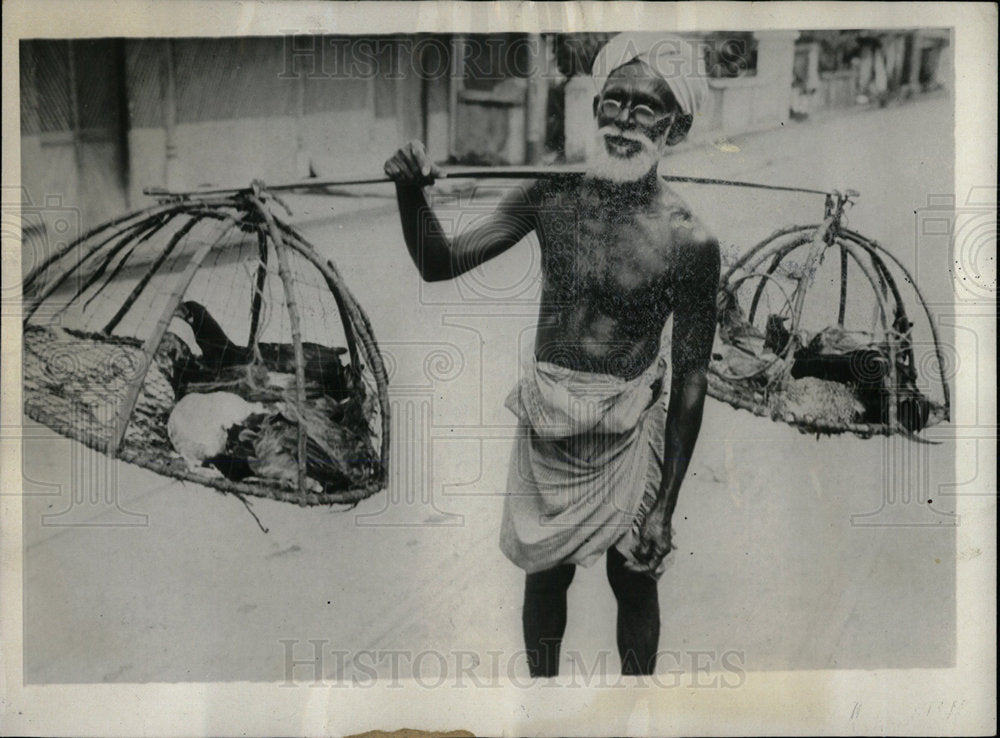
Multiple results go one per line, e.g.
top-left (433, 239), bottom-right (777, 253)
top-left (22, 182), bottom-right (390, 506)
top-left (707, 192), bottom-right (951, 439)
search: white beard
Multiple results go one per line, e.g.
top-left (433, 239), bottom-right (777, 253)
top-left (586, 126), bottom-right (662, 183)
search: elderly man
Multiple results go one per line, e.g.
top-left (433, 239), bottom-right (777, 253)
top-left (385, 33), bottom-right (719, 677)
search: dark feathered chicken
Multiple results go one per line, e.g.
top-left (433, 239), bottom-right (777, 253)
top-left (216, 402), bottom-right (375, 492)
top-left (155, 327), bottom-right (245, 399)
top-left (177, 300), bottom-right (352, 399)
top-left (154, 330), bottom-right (197, 397)
top-left (763, 314), bottom-right (792, 355)
top-left (789, 325), bottom-right (930, 431)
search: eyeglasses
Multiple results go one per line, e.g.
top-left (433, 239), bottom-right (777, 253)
top-left (598, 98), bottom-right (674, 128)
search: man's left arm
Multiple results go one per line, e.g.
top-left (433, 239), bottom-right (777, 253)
top-left (628, 234), bottom-right (720, 573)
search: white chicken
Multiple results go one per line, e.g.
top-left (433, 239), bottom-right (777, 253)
top-left (167, 392), bottom-right (265, 471)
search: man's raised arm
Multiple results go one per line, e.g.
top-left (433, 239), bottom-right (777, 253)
top-left (385, 141), bottom-right (538, 282)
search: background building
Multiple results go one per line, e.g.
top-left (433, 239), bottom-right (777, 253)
top-left (19, 30), bottom-right (951, 227)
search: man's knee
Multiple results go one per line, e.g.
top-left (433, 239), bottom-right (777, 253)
top-left (606, 547), bottom-right (657, 603)
top-left (526, 562), bottom-right (576, 595)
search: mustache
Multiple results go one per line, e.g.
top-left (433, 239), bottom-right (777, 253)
top-left (597, 126), bottom-right (657, 150)
top-left (597, 126), bottom-right (648, 141)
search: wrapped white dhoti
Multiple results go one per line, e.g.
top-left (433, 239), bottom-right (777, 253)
top-left (500, 352), bottom-right (669, 576)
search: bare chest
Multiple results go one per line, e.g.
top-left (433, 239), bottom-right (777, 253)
top-left (535, 190), bottom-right (686, 304)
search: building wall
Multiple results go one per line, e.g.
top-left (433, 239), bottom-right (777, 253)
top-left (123, 37), bottom-right (428, 200)
top-left (706, 31), bottom-right (798, 137)
top-left (20, 31), bottom-right (953, 229)
top-left (20, 36), bottom-right (440, 226)
top-left (450, 34), bottom-right (537, 165)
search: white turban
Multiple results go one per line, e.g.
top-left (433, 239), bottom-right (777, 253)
top-left (591, 33), bottom-right (709, 117)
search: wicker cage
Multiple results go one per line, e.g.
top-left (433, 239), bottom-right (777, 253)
top-left (22, 183), bottom-right (389, 505)
top-left (707, 198), bottom-right (950, 439)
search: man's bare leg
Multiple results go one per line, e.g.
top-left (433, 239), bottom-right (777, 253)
top-left (606, 546), bottom-right (660, 674)
top-left (523, 563), bottom-right (576, 677)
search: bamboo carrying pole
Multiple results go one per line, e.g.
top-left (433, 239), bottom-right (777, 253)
top-left (136, 174), bottom-right (950, 430)
top-left (143, 167), bottom-right (843, 199)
